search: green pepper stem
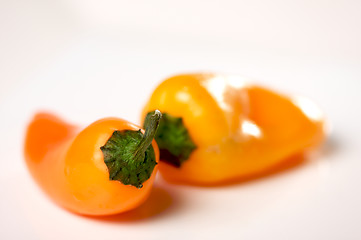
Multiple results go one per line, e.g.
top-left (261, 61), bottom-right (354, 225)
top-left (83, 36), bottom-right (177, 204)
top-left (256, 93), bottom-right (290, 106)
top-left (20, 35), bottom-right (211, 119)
top-left (134, 110), bottom-right (162, 159)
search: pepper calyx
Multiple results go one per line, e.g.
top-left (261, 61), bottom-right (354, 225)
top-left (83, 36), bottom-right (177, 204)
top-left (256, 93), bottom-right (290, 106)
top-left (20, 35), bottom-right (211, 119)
top-left (101, 110), bottom-right (162, 188)
top-left (145, 111), bottom-right (196, 167)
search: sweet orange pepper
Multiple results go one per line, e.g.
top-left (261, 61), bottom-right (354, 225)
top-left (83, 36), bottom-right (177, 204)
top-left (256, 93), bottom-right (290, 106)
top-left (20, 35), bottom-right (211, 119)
top-left (142, 74), bottom-right (326, 185)
top-left (24, 110), bottom-right (162, 216)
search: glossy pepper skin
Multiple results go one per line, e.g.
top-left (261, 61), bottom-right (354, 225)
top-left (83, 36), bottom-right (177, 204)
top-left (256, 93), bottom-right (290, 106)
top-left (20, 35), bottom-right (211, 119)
top-left (142, 74), bottom-right (326, 186)
top-left (24, 112), bottom-right (160, 216)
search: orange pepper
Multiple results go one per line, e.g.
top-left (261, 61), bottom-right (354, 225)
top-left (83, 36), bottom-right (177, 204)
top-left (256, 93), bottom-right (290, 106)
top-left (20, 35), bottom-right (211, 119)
top-left (142, 74), bottom-right (325, 185)
top-left (24, 110), bottom-right (162, 216)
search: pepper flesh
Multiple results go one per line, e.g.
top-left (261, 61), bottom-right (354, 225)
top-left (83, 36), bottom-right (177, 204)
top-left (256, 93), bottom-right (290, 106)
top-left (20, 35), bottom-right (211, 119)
top-left (142, 74), bottom-right (325, 185)
top-left (24, 112), bottom-right (159, 216)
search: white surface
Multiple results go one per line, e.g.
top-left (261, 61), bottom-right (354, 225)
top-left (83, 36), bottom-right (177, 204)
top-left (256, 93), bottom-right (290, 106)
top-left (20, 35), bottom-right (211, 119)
top-left (1, 0), bottom-right (361, 239)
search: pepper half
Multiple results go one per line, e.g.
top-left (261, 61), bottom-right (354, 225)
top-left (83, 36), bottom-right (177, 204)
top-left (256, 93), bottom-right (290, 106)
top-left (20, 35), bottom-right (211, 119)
top-left (24, 110), bottom-right (161, 215)
top-left (142, 74), bottom-right (325, 185)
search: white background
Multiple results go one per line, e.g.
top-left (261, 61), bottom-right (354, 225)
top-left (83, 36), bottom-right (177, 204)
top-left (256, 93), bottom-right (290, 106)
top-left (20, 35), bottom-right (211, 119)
top-left (0, 0), bottom-right (360, 239)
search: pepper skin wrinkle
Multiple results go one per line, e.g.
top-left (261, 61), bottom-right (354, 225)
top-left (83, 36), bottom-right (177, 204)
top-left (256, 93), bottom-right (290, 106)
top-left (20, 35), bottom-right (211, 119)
top-left (24, 112), bottom-right (161, 216)
top-left (142, 74), bottom-right (325, 186)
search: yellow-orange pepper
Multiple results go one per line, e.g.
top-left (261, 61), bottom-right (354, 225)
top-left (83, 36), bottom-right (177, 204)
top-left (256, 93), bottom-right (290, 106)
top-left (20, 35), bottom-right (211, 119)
top-left (142, 74), bottom-right (325, 185)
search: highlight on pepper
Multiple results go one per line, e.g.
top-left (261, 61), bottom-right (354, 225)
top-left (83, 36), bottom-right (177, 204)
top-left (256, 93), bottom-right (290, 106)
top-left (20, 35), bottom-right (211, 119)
top-left (24, 110), bottom-right (162, 216)
top-left (142, 73), bottom-right (326, 186)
